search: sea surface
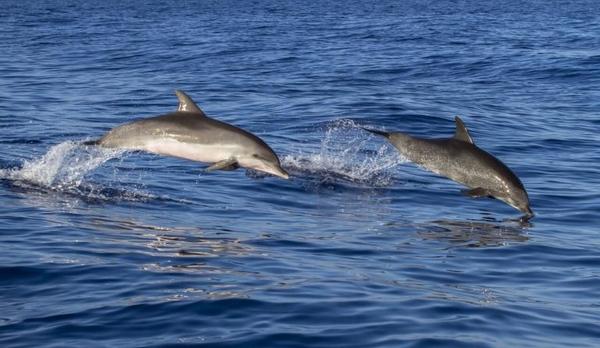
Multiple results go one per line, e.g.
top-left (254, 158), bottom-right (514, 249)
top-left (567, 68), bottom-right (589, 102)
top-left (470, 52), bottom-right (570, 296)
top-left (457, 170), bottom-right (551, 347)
top-left (1, 1), bottom-right (599, 347)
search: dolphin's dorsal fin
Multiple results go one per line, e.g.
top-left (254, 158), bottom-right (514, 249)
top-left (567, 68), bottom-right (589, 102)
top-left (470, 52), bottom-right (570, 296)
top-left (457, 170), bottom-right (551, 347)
top-left (454, 116), bottom-right (474, 144)
top-left (175, 90), bottom-right (206, 115)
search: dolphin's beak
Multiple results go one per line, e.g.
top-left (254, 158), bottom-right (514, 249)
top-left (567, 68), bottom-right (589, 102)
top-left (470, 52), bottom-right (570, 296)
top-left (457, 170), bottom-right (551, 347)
top-left (242, 156), bottom-right (290, 179)
top-left (258, 161), bottom-right (289, 179)
top-left (272, 166), bottom-right (289, 179)
top-left (523, 206), bottom-right (534, 219)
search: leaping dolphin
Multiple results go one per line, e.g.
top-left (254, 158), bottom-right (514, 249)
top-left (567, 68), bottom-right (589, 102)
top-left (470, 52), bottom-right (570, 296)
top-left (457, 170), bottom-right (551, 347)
top-left (85, 90), bottom-right (289, 179)
top-left (364, 117), bottom-right (533, 218)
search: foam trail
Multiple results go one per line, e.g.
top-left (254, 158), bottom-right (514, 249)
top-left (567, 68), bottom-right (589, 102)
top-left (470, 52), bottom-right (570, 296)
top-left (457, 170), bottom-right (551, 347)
top-left (282, 119), bottom-right (406, 187)
top-left (0, 141), bottom-right (124, 189)
top-left (0, 142), bottom-right (195, 204)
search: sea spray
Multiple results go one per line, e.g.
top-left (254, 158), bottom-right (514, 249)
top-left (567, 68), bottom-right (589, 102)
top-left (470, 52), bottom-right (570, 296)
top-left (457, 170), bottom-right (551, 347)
top-left (0, 141), bottom-right (125, 188)
top-left (281, 119), bottom-right (406, 187)
top-left (0, 141), bottom-right (195, 204)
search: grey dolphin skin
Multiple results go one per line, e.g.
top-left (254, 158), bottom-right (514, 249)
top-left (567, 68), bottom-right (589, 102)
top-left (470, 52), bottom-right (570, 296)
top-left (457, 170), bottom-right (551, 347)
top-left (85, 90), bottom-right (289, 179)
top-left (364, 117), bottom-right (533, 218)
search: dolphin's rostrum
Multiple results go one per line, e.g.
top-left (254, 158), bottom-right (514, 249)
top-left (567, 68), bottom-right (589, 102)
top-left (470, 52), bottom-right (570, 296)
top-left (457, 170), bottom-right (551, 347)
top-left (86, 90), bottom-right (289, 179)
top-left (364, 117), bottom-right (533, 218)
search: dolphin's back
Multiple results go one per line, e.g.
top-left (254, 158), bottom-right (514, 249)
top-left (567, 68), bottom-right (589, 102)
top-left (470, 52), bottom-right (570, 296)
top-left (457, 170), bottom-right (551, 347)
top-left (94, 111), bottom-right (279, 165)
top-left (389, 133), bottom-right (525, 195)
top-left (97, 112), bottom-right (266, 150)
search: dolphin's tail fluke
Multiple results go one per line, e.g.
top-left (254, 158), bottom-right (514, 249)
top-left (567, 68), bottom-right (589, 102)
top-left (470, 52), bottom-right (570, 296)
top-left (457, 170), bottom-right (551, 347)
top-left (82, 139), bottom-right (100, 146)
top-left (361, 127), bottom-right (391, 138)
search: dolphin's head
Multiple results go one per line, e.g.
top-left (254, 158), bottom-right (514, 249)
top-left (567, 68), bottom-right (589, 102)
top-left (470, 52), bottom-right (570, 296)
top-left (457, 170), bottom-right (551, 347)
top-left (502, 184), bottom-right (533, 218)
top-left (237, 146), bottom-right (289, 179)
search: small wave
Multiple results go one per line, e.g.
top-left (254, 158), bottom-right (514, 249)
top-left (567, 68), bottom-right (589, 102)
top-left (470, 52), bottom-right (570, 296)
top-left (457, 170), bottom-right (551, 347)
top-left (282, 119), bottom-right (405, 187)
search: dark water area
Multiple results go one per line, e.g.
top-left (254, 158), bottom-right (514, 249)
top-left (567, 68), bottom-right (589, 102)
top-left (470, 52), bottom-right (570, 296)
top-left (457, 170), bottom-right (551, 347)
top-left (1, 1), bottom-right (599, 347)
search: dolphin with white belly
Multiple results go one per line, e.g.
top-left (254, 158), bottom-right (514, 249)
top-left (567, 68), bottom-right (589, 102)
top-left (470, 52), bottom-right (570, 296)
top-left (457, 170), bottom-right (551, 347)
top-left (363, 117), bottom-right (533, 218)
top-left (85, 90), bottom-right (289, 179)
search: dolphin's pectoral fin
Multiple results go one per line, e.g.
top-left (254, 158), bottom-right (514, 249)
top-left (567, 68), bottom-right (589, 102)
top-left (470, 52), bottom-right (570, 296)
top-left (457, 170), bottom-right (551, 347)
top-left (219, 163), bottom-right (239, 171)
top-left (205, 158), bottom-right (239, 172)
top-left (462, 187), bottom-right (492, 198)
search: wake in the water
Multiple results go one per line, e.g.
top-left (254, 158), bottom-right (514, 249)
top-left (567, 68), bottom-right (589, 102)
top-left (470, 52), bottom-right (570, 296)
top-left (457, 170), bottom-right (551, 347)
top-left (0, 141), bottom-right (123, 188)
top-left (281, 119), bottom-right (405, 187)
top-left (0, 141), bottom-right (172, 203)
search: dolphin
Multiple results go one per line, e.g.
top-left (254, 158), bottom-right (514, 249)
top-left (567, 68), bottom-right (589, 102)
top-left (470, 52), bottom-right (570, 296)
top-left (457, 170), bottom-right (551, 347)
top-left (363, 117), bottom-right (533, 218)
top-left (85, 90), bottom-right (289, 179)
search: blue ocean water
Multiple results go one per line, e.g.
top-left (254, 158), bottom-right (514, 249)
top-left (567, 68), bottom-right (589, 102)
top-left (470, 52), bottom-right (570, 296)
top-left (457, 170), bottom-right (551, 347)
top-left (1, 0), bottom-right (599, 347)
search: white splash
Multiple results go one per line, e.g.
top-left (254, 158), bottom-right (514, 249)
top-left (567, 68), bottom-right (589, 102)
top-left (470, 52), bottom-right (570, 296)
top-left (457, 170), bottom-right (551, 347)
top-left (282, 119), bottom-right (406, 187)
top-left (0, 141), bottom-right (124, 189)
